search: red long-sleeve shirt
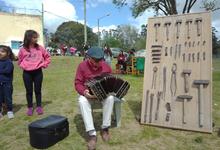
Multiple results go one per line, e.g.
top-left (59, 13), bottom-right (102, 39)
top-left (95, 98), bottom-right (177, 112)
top-left (74, 59), bottom-right (112, 95)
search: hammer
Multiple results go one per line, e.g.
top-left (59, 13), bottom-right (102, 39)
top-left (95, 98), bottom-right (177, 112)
top-left (193, 80), bottom-right (209, 127)
top-left (176, 20), bottom-right (182, 39)
top-left (186, 19), bottom-right (193, 39)
top-left (177, 95), bottom-right (193, 124)
top-left (182, 69), bottom-right (191, 93)
top-left (195, 18), bottom-right (202, 36)
top-left (154, 23), bottom-right (160, 42)
top-left (164, 22), bottom-right (171, 41)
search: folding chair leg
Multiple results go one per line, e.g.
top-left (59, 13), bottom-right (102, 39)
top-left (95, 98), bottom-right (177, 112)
top-left (114, 100), bottom-right (122, 127)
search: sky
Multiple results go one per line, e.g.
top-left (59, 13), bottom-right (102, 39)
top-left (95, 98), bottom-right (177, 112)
top-left (0, 0), bottom-right (220, 38)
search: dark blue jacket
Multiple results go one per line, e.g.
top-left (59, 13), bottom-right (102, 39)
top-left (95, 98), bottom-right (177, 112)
top-left (0, 59), bottom-right (14, 82)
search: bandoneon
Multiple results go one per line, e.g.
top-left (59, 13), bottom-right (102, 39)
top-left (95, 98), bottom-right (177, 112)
top-left (85, 74), bottom-right (130, 101)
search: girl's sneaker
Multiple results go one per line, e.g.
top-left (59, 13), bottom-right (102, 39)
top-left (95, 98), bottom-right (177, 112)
top-left (26, 107), bottom-right (33, 116)
top-left (7, 111), bottom-right (14, 119)
top-left (36, 107), bottom-right (43, 115)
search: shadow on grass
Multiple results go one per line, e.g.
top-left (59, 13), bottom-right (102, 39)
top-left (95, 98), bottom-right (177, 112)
top-left (127, 100), bottom-right (142, 122)
top-left (2, 101), bottom-right (52, 115)
top-left (74, 111), bottom-right (117, 141)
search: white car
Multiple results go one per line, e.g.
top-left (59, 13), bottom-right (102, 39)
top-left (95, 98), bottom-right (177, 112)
top-left (135, 49), bottom-right (147, 57)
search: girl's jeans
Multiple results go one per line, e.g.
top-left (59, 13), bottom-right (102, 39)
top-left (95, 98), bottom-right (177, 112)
top-left (23, 69), bottom-right (43, 108)
top-left (0, 82), bottom-right (13, 112)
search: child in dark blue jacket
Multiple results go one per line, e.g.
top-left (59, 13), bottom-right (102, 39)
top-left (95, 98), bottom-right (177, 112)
top-left (0, 45), bottom-right (15, 119)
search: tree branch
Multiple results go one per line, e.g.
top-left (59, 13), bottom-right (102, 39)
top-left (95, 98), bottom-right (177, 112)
top-left (213, 7), bottom-right (220, 11)
top-left (183, 0), bottom-right (189, 13)
top-left (187, 0), bottom-right (197, 13)
top-left (158, 5), bottom-right (168, 15)
top-left (169, 0), bottom-right (177, 14)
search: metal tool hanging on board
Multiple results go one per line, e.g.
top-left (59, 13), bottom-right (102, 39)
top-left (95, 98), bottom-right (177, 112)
top-left (195, 18), bottom-right (202, 37)
top-left (151, 66), bottom-right (158, 89)
top-left (176, 20), bottom-right (182, 39)
top-left (170, 63), bottom-right (177, 96)
top-left (149, 93), bottom-right (154, 123)
top-left (193, 80), bottom-right (209, 127)
top-left (177, 95), bottom-right (193, 124)
top-left (182, 69), bottom-right (191, 93)
top-left (154, 23), bottom-right (161, 42)
top-left (144, 90), bottom-right (149, 123)
top-left (174, 44), bottom-right (178, 60)
top-left (165, 102), bottom-right (171, 122)
top-left (186, 19), bottom-right (193, 39)
top-left (164, 22), bottom-right (171, 41)
top-left (163, 66), bottom-right (167, 100)
top-left (155, 91), bottom-right (162, 121)
top-left (178, 44), bottom-right (181, 59)
top-left (151, 45), bottom-right (162, 63)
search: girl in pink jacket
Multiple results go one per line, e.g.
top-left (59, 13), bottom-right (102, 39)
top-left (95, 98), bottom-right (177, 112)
top-left (18, 30), bottom-right (51, 116)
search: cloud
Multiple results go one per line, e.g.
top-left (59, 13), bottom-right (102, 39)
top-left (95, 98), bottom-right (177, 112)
top-left (129, 10), bottom-right (155, 32)
top-left (97, 0), bottom-right (111, 2)
top-left (2, 0), bottom-right (77, 32)
top-left (43, 0), bottom-right (77, 32)
top-left (88, 0), bottom-right (114, 8)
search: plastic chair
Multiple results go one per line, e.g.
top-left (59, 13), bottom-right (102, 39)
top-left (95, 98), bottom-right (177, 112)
top-left (136, 57), bottom-right (145, 73)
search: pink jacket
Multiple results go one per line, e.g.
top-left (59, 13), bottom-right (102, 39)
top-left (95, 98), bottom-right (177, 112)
top-left (74, 60), bottom-right (112, 95)
top-left (18, 45), bottom-right (51, 71)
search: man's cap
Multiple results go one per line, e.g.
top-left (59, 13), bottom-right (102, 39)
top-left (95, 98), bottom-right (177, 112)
top-left (87, 47), bottom-right (104, 59)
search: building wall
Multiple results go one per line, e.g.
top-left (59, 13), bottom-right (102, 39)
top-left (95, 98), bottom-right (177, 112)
top-left (0, 12), bottom-right (43, 55)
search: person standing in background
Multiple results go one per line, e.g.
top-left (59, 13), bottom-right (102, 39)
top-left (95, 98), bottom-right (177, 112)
top-left (103, 44), bottom-right (112, 67)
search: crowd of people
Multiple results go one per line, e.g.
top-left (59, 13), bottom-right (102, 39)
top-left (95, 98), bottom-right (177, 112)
top-left (0, 29), bottom-right (135, 150)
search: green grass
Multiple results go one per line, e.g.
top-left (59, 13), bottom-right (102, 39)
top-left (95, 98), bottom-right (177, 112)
top-left (0, 56), bottom-right (220, 150)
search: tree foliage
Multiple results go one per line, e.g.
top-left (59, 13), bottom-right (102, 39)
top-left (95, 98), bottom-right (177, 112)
top-left (102, 24), bottom-right (139, 50)
top-left (113, 0), bottom-right (220, 54)
top-left (201, 0), bottom-right (220, 11)
top-left (49, 21), bottom-right (98, 50)
top-left (103, 37), bottom-right (123, 48)
top-left (212, 27), bottom-right (220, 55)
top-left (113, 0), bottom-right (219, 17)
top-left (134, 37), bottom-right (146, 50)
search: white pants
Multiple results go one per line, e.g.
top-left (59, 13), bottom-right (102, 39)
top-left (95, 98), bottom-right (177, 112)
top-left (78, 95), bottom-right (115, 132)
top-left (104, 56), bottom-right (112, 66)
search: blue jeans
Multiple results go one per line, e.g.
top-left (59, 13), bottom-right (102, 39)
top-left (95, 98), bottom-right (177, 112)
top-left (0, 82), bottom-right (13, 112)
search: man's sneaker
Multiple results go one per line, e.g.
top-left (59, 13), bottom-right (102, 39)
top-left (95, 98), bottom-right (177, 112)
top-left (26, 107), bottom-right (33, 116)
top-left (101, 128), bottom-right (110, 142)
top-left (36, 107), bottom-right (43, 115)
top-left (87, 135), bottom-right (97, 150)
top-left (7, 111), bottom-right (14, 119)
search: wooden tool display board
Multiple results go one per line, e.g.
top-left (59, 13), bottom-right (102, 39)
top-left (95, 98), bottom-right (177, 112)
top-left (141, 12), bottom-right (212, 133)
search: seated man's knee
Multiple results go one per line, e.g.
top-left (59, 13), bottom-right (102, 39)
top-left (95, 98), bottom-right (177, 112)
top-left (106, 95), bottom-right (114, 104)
top-left (78, 96), bottom-right (89, 105)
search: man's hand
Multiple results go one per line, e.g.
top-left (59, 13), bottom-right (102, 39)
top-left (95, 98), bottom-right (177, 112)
top-left (83, 89), bottom-right (97, 99)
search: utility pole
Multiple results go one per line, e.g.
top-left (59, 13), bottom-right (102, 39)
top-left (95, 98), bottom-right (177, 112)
top-left (97, 13), bottom-right (110, 47)
top-left (41, 3), bottom-right (45, 46)
top-left (84, 0), bottom-right (87, 44)
top-left (98, 19), bottom-right (100, 47)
